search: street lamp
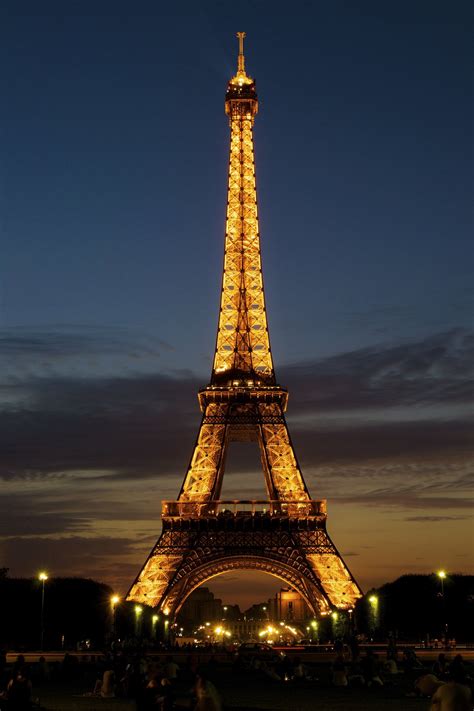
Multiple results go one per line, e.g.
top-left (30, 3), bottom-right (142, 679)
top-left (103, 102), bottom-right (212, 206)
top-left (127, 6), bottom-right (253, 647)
top-left (368, 595), bottom-right (378, 638)
top-left (110, 595), bottom-right (120, 637)
top-left (134, 605), bottom-right (143, 636)
top-left (348, 608), bottom-right (354, 632)
top-left (436, 571), bottom-right (448, 647)
top-left (38, 572), bottom-right (48, 651)
top-left (152, 614), bottom-right (159, 639)
top-left (437, 570), bottom-right (446, 596)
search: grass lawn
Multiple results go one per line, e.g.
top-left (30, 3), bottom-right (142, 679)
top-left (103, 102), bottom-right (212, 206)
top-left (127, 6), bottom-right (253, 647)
top-left (34, 670), bottom-right (428, 711)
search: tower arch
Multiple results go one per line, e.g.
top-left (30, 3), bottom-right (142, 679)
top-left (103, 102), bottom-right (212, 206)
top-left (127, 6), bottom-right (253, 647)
top-left (162, 555), bottom-right (329, 619)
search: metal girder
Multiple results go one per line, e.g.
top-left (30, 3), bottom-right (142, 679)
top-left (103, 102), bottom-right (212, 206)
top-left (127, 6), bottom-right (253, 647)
top-left (213, 106), bottom-right (274, 382)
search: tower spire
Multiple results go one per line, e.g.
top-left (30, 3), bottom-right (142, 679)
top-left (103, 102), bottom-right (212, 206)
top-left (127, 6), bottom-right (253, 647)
top-left (237, 31), bottom-right (246, 74)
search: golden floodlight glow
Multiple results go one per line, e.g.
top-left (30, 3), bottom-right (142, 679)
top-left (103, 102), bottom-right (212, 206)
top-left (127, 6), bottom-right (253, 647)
top-left (135, 605), bottom-right (142, 616)
top-left (38, 572), bottom-right (48, 581)
top-left (437, 570), bottom-right (446, 579)
top-left (152, 614), bottom-right (159, 623)
top-left (125, 32), bottom-right (363, 616)
top-left (369, 595), bottom-right (378, 605)
top-left (111, 595), bottom-right (120, 605)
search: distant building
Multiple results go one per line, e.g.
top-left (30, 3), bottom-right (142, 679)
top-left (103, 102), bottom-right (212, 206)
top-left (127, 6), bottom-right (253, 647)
top-left (177, 585), bottom-right (310, 639)
top-left (226, 618), bottom-right (262, 641)
top-left (243, 603), bottom-right (268, 620)
top-left (178, 587), bottom-right (224, 627)
top-left (268, 588), bottom-right (311, 622)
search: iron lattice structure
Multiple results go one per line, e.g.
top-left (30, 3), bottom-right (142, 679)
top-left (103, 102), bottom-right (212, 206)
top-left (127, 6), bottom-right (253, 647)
top-left (127, 33), bottom-right (362, 617)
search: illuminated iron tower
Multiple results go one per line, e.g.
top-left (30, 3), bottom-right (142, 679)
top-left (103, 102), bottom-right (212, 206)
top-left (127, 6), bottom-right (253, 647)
top-left (127, 33), bottom-right (361, 616)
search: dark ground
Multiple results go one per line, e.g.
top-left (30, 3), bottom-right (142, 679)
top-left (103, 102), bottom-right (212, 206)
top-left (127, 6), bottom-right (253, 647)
top-left (33, 669), bottom-right (429, 711)
top-left (6, 649), bottom-right (473, 711)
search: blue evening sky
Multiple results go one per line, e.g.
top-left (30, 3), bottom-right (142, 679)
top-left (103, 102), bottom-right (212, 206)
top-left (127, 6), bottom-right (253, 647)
top-left (2, 0), bottom-right (471, 374)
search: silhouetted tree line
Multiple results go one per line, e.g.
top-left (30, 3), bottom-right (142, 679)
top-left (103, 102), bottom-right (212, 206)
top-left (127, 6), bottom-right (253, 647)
top-left (355, 574), bottom-right (474, 642)
top-left (1, 571), bottom-right (473, 648)
top-left (0, 572), bottom-right (113, 649)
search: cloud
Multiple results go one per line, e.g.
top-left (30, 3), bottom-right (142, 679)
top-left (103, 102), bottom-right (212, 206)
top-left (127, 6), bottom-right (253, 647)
top-left (0, 509), bottom-right (89, 537)
top-left (292, 419), bottom-right (472, 469)
top-left (0, 535), bottom-right (146, 591)
top-left (280, 328), bottom-right (474, 412)
top-left (1, 328), bottom-right (471, 482)
top-left (404, 515), bottom-right (472, 522)
top-left (0, 373), bottom-right (199, 480)
top-left (327, 465), bottom-right (474, 511)
top-left (1, 326), bottom-right (472, 590)
top-left (0, 325), bottom-right (173, 384)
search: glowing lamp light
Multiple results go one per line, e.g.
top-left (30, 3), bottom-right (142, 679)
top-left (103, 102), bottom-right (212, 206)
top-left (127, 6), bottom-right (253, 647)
top-left (437, 570), bottom-right (446, 579)
top-left (111, 595), bottom-right (120, 606)
top-left (331, 612), bottom-right (338, 620)
top-left (38, 572), bottom-right (48, 582)
top-left (135, 605), bottom-right (143, 616)
top-left (369, 595), bottom-right (378, 605)
top-left (152, 615), bottom-right (159, 623)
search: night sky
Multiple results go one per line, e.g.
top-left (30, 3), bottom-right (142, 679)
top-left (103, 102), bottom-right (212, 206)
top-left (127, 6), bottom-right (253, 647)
top-left (1, 1), bottom-right (472, 609)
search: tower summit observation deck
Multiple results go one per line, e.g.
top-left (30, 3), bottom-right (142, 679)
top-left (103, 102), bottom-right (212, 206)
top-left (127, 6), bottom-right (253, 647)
top-left (127, 34), bottom-right (362, 617)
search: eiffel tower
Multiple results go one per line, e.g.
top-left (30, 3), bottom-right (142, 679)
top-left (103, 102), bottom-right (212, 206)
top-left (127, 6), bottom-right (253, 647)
top-left (127, 33), bottom-right (361, 617)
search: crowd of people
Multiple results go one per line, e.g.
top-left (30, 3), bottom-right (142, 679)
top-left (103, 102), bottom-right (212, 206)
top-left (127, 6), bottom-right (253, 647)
top-left (0, 651), bottom-right (223, 710)
top-left (91, 653), bottom-right (222, 710)
top-left (0, 642), bottom-right (472, 710)
top-left (328, 642), bottom-right (472, 710)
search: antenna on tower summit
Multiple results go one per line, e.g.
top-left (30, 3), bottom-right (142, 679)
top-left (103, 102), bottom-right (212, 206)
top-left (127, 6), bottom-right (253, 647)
top-left (237, 31), bottom-right (246, 74)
